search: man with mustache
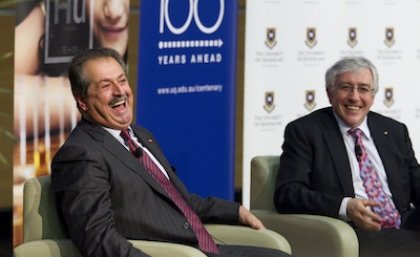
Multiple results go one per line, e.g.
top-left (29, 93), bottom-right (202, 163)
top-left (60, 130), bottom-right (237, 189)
top-left (51, 48), bottom-right (291, 257)
top-left (274, 56), bottom-right (420, 256)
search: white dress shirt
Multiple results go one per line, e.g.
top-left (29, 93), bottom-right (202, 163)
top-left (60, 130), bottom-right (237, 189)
top-left (333, 114), bottom-right (394, 220)
top-left (103, 126), bottom-right (170, 179)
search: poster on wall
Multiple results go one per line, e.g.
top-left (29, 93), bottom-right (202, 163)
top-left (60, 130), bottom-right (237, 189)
top-left (242, 0), bottom-right (420, 207)
top-left (137, 0), bottom-right (237, 199)
top-left (13, 0), bottom-right (130, 245)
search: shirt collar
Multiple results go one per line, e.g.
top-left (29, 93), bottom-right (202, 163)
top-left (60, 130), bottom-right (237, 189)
top-left (332, 111), bottom-right (372, 140)
top-left (102, 126), bottom-right (133, 146)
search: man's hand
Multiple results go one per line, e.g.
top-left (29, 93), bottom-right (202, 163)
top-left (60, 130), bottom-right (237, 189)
top-left (347, 198), bottom-right (382, 231)
top-left (238, 206), bottom-right (265, 230)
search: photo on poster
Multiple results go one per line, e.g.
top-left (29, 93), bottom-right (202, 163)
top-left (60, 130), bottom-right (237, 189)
top-left (13, 0), bottom-right (129, 246)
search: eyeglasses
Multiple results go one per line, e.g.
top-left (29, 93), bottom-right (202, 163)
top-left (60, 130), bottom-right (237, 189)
top-left (336, 83), bottom-right (374, 95)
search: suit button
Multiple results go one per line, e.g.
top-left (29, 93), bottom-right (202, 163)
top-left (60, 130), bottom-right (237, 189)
top-left (184, 222), bottom-right (190, 229)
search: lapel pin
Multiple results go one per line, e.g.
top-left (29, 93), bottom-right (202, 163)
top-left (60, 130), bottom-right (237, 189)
top-left (148, 139), bottom-right (153, 143)
top-left (384, 131), bottom-right (388, 135)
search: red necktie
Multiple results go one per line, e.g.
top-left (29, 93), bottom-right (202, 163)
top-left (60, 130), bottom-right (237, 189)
top-left (348, 128), bottom-right (401, 229)
top-left (120, 129), bottom-right (219, 253)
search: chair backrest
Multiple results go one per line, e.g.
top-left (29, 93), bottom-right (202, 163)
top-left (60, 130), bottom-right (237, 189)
top-left (250, 155), bottom-right (280, 211)
top-left (23, 175), bottom-right (68, 242)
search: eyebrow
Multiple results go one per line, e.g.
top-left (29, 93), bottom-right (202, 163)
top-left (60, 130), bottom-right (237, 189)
top-left (338, 82), bottom-right (372, 87)
top-left (96, 73), bottom-right (127, 84)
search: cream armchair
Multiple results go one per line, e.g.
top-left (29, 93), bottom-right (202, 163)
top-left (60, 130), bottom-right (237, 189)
top-left (250, 155), bottom-right (359, 257)
top-left (14, 175), bottom-right (291, 257)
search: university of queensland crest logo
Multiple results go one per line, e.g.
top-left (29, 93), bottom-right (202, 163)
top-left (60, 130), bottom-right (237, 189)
top-left (383, 87), bottom-right (394, 107)
top-left (384, 27), bottom-right (395, 48)
top-left (305, 27), bottom-right (317, 49)
top-left (265, 27), bottom-right (277, 49)
top-left (263, 91), bottom-right (275, 113)
top-left (304, 90), bottom-right (316, 111)
top-left (347, 27), bottom-right (358, 48)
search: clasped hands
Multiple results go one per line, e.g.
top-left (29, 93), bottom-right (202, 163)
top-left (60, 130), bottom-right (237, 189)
top-left (347, 198), bottom-right (382, 231)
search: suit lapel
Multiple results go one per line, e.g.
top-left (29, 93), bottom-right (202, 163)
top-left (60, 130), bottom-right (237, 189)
top-left (367, 114), bottom-right (398, 188)
top-left (79, 120), bottom-right (168, 196)
top-left (134, 130), bottom-right (173, 176)
top-left (132, 127), bottom-right (190, 197)
top-left (322, 109), bottom-right (355, 196)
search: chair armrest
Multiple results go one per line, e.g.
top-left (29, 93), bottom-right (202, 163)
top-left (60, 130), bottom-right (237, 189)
top-left (129, 240), bottom-right (206, 257)
top-left (252, 210), bottom-right (358, 257)
top-left (14, 226), bottom-right (291, 257)
top-left (14, 239), bottom-right (82, 257)
top-left (14, 239), bottom-right (206, 257)
top-left (205, 224), bottom-right (291, 254)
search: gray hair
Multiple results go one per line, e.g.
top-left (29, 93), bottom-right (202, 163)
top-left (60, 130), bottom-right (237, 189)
top-left (325, 56), bottom-right (379, 93)
top-left (68, 48), bottom-right (127, 99)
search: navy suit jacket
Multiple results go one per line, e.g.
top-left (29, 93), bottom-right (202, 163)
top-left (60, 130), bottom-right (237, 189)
top-left (52, 119), bottom-right (239, 257)
top-left (274, 107), bottom-right (420, 220)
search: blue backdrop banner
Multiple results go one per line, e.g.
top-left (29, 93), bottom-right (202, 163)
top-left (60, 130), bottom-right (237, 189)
top-left (137, 0), bottom-right (237, 200)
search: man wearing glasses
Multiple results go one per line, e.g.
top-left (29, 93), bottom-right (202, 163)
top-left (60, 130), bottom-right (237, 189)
top-left (274, 57), bottom-right (420, 256)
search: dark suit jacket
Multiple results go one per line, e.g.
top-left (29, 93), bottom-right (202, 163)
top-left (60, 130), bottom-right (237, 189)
top-left (51, 119), bottom-right (239, 257)
top-left (274, 107), bottom-right (420, 220)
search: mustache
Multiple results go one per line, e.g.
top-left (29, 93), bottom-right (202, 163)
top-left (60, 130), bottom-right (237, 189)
top-left (109, 95), bottom-right (128, 106)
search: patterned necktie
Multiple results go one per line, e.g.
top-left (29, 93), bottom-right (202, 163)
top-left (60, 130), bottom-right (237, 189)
top-left (348, 128), bottom-right (401, 229)
top-left (120, 129), bottom-right (219, 253)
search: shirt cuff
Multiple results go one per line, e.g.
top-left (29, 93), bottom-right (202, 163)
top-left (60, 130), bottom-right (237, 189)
top-left (339, 197), bottom-right (352, 221)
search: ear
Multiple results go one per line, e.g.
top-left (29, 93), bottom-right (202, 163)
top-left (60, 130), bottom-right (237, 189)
top-left (76, 95), bottom-right (88, 111)
top-left (326, 88), bottom-right (333, 104)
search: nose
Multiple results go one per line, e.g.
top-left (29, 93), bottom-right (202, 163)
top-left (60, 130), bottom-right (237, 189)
top-left (112, 82), bottom-right (125, 95)
top-left (348, 87), bottom-right (361, 100)
top-left (104, 0), bottom-right (124, 21)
